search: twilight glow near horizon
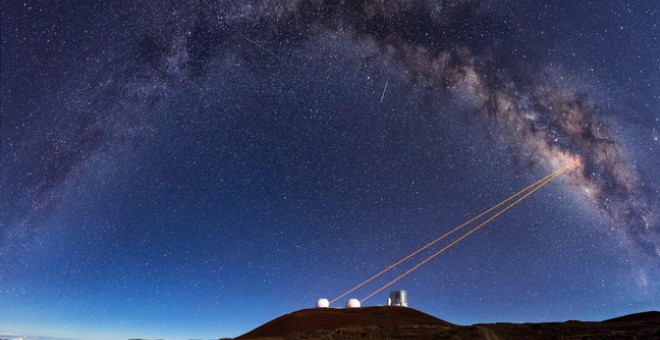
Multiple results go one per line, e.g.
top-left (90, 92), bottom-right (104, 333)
top-left (1, 1), bottom-right (659, 339)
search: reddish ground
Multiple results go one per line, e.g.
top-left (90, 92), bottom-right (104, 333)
top-left (236, 306), bottom-right (452, 339)
top-left (233, 307), bottom-right (660, 339)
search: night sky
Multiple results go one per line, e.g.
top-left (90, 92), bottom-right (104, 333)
top-left (1, 1), bottom-right (659, 339)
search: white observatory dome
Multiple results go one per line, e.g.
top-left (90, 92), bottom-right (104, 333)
top-left (345, 298), bottom-right (361, 308)
top-left (316, 298), bottom-right (330, 308)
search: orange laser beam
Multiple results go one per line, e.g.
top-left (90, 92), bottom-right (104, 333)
top-left (329, 159), bottom-right (577, 305)
top-left (360, 161), bottom-right (576, 303)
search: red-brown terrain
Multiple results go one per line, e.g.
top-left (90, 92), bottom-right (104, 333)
top-left (233, 307), bottom-right (660, 339)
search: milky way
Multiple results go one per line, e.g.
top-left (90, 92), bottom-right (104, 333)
top-left (61, 0), bottom-right (658, 256)
top-left (1, 1), bottom-right (659, 339)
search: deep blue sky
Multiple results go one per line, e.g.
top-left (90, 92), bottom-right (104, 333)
top-left (1, 1), bottom-right (659, 339)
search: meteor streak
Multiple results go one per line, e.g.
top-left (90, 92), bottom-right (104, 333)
top-left (238, 33), bottom-right (283, 61)
top-left (379, 79), bottom-right (389, 104)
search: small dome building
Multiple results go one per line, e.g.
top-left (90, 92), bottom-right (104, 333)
top-left (345, 298), bottom-right (361, 308)
top-left (316, 298), bottom-right (330, 308)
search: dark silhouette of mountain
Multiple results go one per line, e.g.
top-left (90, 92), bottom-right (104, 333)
top-left (603, 310), bottom-right (660, 323)
top-left (233, 307), bottom-right (660, 339)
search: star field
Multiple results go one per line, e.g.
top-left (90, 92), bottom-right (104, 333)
top-left (1, 1), bottom-right (659, 339)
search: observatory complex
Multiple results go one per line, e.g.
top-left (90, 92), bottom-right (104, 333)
top-left (317, 290), bottom-right (407, 309)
